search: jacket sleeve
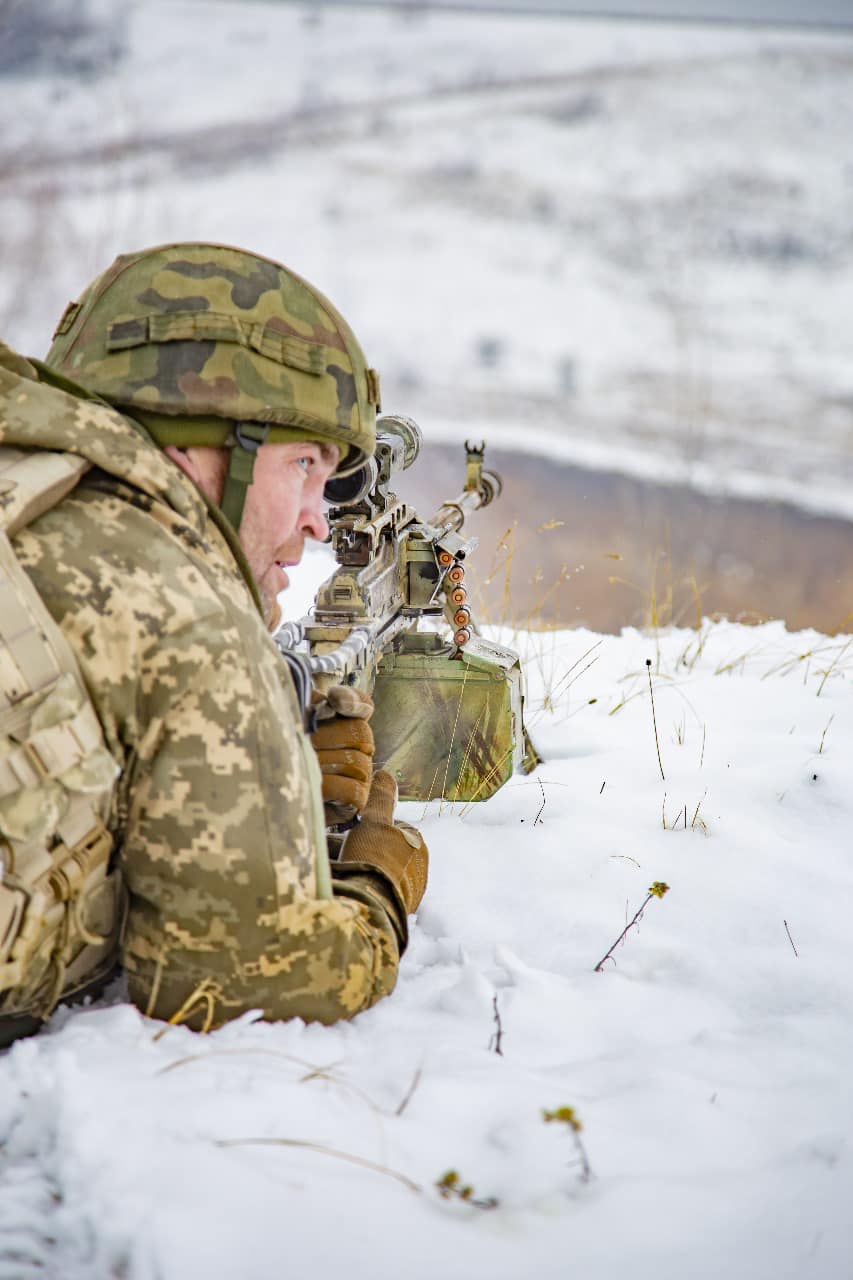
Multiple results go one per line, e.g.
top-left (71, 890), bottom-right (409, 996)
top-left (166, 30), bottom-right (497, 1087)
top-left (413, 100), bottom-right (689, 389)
top-left (14, 484), bottom-right (402, 1028)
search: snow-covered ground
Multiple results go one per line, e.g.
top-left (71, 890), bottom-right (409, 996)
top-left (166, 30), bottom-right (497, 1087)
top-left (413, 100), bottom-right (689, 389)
top-left (1, 0), bottom-right (852, 514)
top-left (2, 6), bottom-right (852, 1277)
top-left (2, 614), bottom-right (852, 1279)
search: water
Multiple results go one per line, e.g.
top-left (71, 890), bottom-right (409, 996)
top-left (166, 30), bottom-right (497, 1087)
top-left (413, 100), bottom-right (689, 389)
top-left (397, 445), bottom-right (853, 634)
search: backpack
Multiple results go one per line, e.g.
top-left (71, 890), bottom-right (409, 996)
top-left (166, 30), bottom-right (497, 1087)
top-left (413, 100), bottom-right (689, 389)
top-left (0, 405), bottom-right (126, 1047)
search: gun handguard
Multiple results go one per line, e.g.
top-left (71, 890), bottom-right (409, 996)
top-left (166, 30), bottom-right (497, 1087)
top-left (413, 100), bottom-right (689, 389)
top-left (277, 615), bottom-right (411, 684)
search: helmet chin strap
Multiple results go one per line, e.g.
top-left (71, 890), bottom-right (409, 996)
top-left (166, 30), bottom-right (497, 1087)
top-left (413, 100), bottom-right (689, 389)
top-left (221, 423), bottom-right (270, 530)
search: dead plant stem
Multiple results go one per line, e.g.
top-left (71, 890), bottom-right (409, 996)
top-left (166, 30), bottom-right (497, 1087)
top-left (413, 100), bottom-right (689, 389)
top-left (215, 1137), bottom-right (422, 1194)
top-left (594, 894), bottom-right (652, 972)
top-left (646, 658), bottom-right (666, 781)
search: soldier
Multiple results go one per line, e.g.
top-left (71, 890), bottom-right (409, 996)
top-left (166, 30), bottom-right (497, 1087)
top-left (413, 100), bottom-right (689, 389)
top-left (0, 242), bottom-right (428, 1041)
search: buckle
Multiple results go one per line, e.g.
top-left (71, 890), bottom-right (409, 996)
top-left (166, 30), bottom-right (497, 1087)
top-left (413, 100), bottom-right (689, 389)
top-left (235, 422), bottom-right (271, 453)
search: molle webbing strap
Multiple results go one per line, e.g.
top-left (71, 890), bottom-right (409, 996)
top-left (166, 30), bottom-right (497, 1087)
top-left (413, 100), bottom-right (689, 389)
top-left (0, 454), bottom-right (92, 708)
top-left (105, 312), bottom-right (327, 375)
top-left (0, 614), bottom-right (56, 718)
top-left (0, 699), bottom-right (105, 798)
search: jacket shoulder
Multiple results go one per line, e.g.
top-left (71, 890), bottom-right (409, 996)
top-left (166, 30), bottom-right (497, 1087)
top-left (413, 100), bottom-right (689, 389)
top-left (0, 446), bottom-right (90, 537)
top-left (0, 341), bottom-right (38, 381)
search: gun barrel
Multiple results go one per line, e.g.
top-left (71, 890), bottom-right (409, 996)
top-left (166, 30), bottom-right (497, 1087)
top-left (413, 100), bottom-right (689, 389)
top-left (428, 467), bottom-right (502, 538)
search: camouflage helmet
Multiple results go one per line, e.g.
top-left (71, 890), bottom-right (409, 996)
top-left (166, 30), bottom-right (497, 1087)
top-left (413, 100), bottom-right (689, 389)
top-left (45, 242), bottom-right (381, 526)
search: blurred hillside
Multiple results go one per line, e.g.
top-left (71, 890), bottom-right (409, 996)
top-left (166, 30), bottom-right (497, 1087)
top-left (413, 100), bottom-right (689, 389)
top-left (317, 0), bottom-right (853, 25)
top-left (1, 0), bottom-right (851, 628)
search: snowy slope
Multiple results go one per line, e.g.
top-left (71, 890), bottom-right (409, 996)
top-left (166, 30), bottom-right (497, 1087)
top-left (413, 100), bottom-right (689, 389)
top-left (1, 6), bottom-right (852, 1276)
top-left (1, 0), bottom-right (852, 514)
top-left (1, 618), bottom-right (851, 1279)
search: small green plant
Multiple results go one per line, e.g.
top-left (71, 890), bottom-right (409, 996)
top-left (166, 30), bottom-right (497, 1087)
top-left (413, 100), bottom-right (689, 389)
top-left (543, 1106), bottom-right (592, 1183)
top-left (594, 882), bottom-right (671, 972)
top-left (543, 1105), bottom-right (581, 1129)
top-left (435, 1170), bottom-right (498, 1210)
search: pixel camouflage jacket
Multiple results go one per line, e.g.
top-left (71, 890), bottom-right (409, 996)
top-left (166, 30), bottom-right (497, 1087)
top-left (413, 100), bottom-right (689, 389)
top-left (0, 344), bottom-right (400, 1029)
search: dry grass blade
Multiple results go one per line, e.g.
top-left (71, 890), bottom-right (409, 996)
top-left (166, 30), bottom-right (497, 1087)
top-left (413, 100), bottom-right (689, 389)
top-left (158, 1048), bottom-right (333, 1076)
top-left (691, 791), bottom-right (708, 832)
top-left (517, 563), bottom-right (570, 631)
top-left (158, 1049), bottom-right (391, 1115)
top-left (456, 744), bottom-right (516, 817)
top-left (533, 638), bottom-right (602, 722)
top-left (440, 659), bottom-right (472, 815)
top-left (534, 776), bottom-right (546, 825)
top-left (816, 638), bottom-right (852, 697)
top-left (818, 715), bottom-right (835, 754)
top-left (716, 645), bottom-right (763, 676)
top-left (646, 659), bottom-right (665, 782)
top-left (761, 646), bottom-right (821, 680)
top-left (214, 1137), bottom-right (423, 1194)
top-left (549, 640), bottom-right (603, 700)
top-left (395, 1066), bottom-right (423, 1117)
top-left (453, 703), bottom-right (488, 808)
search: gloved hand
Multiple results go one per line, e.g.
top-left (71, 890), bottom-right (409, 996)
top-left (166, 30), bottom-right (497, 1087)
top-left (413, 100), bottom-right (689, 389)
top-left (338, 770), bottom-right (429, 919)
top-left (310, 685), bottom-right (375, 825)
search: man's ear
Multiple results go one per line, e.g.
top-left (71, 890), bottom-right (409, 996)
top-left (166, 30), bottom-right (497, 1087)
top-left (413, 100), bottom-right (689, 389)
top-left (164, 444), bottom-right (201, 484)
top-left (164, 444), bottom-right (229, 506)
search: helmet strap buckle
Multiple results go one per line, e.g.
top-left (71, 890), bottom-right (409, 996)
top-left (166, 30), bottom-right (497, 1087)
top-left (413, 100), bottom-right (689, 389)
top-left (234, 422), bottom-right (271, 454)
top-left (221, 422), bottom-right (271, 531)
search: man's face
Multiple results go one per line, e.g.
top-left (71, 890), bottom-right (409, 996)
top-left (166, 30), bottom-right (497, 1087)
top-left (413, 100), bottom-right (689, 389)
top-left (238, 439), bottom-right (339, 622)
top-left (165, 437), bottom-right (340, 626)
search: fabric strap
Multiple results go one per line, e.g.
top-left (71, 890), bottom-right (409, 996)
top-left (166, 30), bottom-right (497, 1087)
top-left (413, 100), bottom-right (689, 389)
top-left (220, 423), bottom-right (270, 531)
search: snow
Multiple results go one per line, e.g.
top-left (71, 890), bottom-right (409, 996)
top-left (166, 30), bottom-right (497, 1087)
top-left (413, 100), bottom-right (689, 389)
top-left (2, 615), bottom-right (852, 1279)
top-left (1, 4), bottom-right (852, 1276)
top-left (1, 1), bottom-right (852, 514)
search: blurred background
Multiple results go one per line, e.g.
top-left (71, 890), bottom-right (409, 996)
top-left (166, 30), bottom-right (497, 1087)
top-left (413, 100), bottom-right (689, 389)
top-left (1, 0), bottom-right (851, 633)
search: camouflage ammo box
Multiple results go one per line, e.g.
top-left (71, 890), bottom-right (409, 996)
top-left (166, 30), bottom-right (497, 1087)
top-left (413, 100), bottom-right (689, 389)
top-left (371, 631), bottom-right (530, 803)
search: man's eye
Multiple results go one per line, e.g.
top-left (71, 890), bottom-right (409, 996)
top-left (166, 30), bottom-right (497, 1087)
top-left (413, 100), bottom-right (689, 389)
top-left (296, 455), bottom-right (312, 471)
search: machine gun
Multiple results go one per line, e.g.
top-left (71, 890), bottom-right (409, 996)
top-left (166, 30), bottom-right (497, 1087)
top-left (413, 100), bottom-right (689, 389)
top-left (276, 416), bottom-right (537, 802)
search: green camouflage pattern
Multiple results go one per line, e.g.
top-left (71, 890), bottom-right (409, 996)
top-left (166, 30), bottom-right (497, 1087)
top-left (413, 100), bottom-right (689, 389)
top-left (0, 346), bottom-right (401, 1029)
top-left (44, 243), bottom-right (380, 476)
top-left (371, 632), bottom-right (528, 802)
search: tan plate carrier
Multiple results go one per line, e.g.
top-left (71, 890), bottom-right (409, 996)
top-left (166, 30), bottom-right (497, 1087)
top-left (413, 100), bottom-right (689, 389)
top-left (0, 446), bottom-right (125, 1045)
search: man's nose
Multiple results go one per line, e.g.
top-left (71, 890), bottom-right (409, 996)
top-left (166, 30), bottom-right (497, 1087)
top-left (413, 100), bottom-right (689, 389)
top-left (300, 497), bottom-right (329, 543)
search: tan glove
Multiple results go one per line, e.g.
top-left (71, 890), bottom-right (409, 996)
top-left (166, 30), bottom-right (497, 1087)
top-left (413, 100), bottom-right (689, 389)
top-left (338, 770), bottom-right (429, 919)
top-left (310, 685), bottom-right (375, 824)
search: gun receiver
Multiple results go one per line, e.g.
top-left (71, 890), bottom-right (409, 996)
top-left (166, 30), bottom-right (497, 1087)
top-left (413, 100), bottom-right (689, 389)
top-left (277, 416), bottom-right (536, 801)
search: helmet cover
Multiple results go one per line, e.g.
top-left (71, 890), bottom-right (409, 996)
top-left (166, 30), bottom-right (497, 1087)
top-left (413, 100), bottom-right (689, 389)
top-left (45, 242), bottom-right (380, 476)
